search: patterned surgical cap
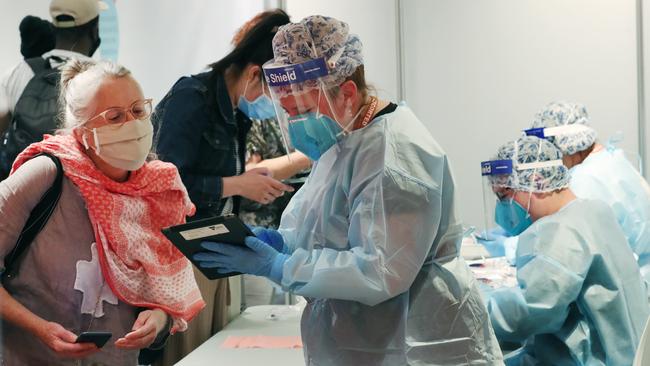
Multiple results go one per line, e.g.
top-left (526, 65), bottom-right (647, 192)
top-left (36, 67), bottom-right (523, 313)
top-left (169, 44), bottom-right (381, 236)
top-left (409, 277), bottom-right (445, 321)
top-left (531, 101), bottom-right (597, 155)
top-left (271, 15), bottom-right (363, 87)
top-left (490, 136), bottom-right (570, 193)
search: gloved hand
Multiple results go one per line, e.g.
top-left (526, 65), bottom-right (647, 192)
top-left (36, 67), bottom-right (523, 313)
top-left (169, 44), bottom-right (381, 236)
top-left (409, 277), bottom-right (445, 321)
top-left (475, 227), bottom-right (510, 257)
top-left (250, 226), bottom-right (289, 254)
top-left (193, 236), bottom-right (288, 284)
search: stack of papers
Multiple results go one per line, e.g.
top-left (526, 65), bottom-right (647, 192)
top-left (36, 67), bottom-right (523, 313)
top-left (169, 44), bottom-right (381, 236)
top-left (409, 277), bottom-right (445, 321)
top-left (468, 257), bottom-right (517, 289)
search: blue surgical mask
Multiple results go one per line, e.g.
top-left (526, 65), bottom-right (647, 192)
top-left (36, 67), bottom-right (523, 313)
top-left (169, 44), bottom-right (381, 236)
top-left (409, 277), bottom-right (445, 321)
top-left (238, 75), bottom-right (276, 120)
top-left (495, 199), bottom-right (533, 236)
top-left (238, 94), bottom-right (276, 120)
top-left (288, 112), bottom-right (342, 161)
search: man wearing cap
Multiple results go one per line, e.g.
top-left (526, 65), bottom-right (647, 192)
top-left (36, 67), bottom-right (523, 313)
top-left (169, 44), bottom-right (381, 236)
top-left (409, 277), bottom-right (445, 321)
top-left (0, 0), bottom-right (105, 173)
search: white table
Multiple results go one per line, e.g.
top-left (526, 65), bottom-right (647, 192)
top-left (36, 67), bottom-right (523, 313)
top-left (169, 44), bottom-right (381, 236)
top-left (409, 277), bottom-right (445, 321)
top-left (176, 305), bottom-right (305, 366)
top-left (460, 236), bottom-right (491, 260)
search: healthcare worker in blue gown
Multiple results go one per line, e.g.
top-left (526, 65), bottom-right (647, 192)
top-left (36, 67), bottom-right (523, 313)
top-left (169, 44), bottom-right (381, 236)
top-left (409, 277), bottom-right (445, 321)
top-left (480, 102), bottom-right (650, 294)
top-left (530, 101), bottom-right (650, 290)
top-left (482, 136), bottom-right (649, 365)
top-left (193, 15), bottom-right (503, 366)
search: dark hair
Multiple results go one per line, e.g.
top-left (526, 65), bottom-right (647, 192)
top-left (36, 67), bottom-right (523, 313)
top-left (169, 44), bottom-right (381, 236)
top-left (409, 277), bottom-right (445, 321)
top-left (209, 9), bottom-right (290, 78)
top-left (19, 15), bottom-right (55, 58)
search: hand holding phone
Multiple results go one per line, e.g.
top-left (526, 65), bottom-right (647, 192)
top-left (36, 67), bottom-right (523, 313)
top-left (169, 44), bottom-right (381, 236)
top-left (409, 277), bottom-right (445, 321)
top-left (75, 331), bottom-right (112, 348)
top-left (36, 321), bottom-right (100, 359)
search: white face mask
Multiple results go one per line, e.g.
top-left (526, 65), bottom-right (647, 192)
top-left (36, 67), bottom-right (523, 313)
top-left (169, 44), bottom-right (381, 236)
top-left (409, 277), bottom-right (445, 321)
top-left (81, 118), bottom-right (154, 171)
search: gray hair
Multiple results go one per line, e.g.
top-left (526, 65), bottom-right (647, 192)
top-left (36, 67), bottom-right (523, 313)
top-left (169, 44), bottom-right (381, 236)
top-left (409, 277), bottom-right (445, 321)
top-left (57, 58), bottom-right (131, 133)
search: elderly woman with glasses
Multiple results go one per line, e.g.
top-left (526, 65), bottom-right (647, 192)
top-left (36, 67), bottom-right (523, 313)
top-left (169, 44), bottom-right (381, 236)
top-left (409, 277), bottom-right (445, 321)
top-left (0, 59), bottom-right (205, 365)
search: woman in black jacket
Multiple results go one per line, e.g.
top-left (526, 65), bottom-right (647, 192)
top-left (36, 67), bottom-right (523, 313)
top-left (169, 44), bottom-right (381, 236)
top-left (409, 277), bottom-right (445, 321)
top-left (151, 9), bottom-right (293, 365)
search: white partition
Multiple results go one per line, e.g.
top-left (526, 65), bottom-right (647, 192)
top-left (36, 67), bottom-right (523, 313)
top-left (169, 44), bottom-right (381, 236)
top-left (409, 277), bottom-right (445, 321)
top-left (284, 0), bottom-right (399, 101)
top-left (116, 0), bottom-right (265, 103)
top-left (0, 0), bottom-right (51, 75)
top-left (401, 0), bottom-right (640, 228)
top-left (0, 1), bottom-right (266, 105)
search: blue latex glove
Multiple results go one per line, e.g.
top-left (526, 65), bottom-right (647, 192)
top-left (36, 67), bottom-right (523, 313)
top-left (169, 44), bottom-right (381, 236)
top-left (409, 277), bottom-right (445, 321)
top-left (193, 236), bottom-right (288, 284)
top-left (250, 226), bottom-right (289, 254)
top-left (476, 227), bottom-right (510, 257)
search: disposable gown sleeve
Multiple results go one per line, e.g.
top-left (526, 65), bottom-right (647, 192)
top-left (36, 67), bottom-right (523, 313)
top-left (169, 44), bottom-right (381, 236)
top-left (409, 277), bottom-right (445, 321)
top-left (487, 222), bottom-right (592, 342)
top-left (280, 167), bottom-right (442, 306)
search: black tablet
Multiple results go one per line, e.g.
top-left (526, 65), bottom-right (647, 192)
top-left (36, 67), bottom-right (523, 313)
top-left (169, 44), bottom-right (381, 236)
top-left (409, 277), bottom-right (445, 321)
top-left (162, 214), bottom-right (254, 279)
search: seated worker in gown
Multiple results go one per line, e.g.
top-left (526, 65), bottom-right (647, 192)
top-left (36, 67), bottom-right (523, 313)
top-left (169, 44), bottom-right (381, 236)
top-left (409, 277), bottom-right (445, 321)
top-left (481, 135), bottom-right (649, 365)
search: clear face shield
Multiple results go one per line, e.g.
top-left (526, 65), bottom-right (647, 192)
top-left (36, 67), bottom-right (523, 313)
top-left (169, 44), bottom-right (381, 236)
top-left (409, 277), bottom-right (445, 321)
top-left (480, 144), bottom-right (565, 238)
top-left (481, 159), bottom-right (521, 239)
top-left (262, 57), bottom-right (358, 161)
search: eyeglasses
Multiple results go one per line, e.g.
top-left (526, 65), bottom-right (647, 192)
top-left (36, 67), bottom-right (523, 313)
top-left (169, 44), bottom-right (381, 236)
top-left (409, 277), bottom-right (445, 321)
top-left (86, 99), bottom-right (153, 126)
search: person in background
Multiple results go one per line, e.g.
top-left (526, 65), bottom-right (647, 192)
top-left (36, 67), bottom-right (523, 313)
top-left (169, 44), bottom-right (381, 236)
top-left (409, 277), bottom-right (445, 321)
top-left (483, 136), bottom-right (648, 365)
top-left (228, 14), bottom-right (311, 309)
top-left (194, 15), bottom-right (503, 365)
top-left (531, 101), bottom-right (650, 290)
top-left (0, 0), bottom-right (105, 178)
top-left (240, 118), bottom-right (310, 228)
top-left (479, 102), bottom-right (650, 294)
top-left (151, 9), bottom-right (292, 365)
top-left (19, 15), bottom-right (56, 59)
top-left (230, 13), bottom-right (310, 229)
top-left (0, 58), bottom-right (204, 365)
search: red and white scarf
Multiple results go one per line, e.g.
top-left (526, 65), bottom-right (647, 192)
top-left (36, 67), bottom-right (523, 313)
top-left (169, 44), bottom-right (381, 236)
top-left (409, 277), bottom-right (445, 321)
top-left (13, 135), bottom-right (205, 329)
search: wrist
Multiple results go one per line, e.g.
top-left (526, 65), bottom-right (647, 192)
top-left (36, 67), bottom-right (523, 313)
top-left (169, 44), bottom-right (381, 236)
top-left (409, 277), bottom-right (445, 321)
top-left (269, 253), bottom-right (288, 285)
top-left (27, 317), bottom-right (47, 339)
top-left (153, 309), bottom-right (168, 331)
top-left (222, 176), bottom-right (241, 197)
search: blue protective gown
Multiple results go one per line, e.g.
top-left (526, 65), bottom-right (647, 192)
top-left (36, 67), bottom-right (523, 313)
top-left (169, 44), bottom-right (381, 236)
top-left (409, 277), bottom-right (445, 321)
top-left (278, 105), bottom-right (503, 365)
top-left (483, 148), bottom-right (650, 282)
top-left (570, 147), bottom-right (650, 288)
top-left (488, 199), bottom-right (649, 365)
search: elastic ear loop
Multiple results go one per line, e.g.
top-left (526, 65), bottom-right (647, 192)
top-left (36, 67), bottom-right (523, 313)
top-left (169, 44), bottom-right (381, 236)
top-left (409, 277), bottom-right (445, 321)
top-left (512, 140), bottom-right (534, 218)
top-left (318, 86), bottom-right (348, 141)
top-left (82, 132), bottom-right (90, 149)
top-left (510, 140), bottom-right (519, 206)
top-left (93, 128), bottom-right (101, 155)
top-left (524, 141), bottom-right (545, 216)
top-left (242, 77), bottom-right (250, 100)
top-left (260, 73), bottom-right (270, 99)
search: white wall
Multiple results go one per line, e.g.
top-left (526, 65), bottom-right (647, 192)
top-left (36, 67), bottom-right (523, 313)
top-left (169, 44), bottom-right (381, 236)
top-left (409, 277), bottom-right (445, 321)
top-left (285, 0), bottom-right (399, 101)
top-left (116, 0), bottom-right (265, 103)
top-left (0, 0), bottom-right (266, 104)
top-left (0, 0), bottom-right (51, 74)
top-left (401, 0), bottom-right (640, 229)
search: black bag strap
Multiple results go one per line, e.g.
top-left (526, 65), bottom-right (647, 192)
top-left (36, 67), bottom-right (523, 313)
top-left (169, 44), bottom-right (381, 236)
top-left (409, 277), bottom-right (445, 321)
top-left (2, 152), bottom-right (63, 281)
top-left (24, 56), bottom-right (51, 74)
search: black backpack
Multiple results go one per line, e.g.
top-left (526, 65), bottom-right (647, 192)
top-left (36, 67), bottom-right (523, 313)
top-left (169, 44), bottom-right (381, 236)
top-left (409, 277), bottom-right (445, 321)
top-left (0, 56), bottom-right (62, 179)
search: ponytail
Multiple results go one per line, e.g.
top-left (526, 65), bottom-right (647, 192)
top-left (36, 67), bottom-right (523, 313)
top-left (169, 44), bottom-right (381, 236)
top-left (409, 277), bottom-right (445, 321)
top-left (209, 9), bottom-right (290, 78)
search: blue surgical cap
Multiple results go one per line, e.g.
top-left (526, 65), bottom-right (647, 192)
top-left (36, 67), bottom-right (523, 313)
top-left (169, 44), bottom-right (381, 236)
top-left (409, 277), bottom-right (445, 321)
top-left (271, 15), bottom-right (363, 86)
top-left (531, 101), bottom-right (597, 155)
top-left (490, 136), bottom-right (570, 193)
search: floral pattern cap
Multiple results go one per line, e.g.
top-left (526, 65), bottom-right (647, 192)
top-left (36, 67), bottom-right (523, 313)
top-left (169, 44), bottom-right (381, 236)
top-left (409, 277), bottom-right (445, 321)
top-left (271, 15), bottom-right (363, 87)
top-left (489, 136), bottom-right (570, 193)
top-left (531, 101), bottom-right (597, 155)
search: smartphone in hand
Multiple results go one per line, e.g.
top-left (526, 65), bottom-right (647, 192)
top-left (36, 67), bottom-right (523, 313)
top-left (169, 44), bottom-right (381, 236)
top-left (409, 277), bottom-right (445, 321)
top-left (75, 331), bottom-right (112, 348)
